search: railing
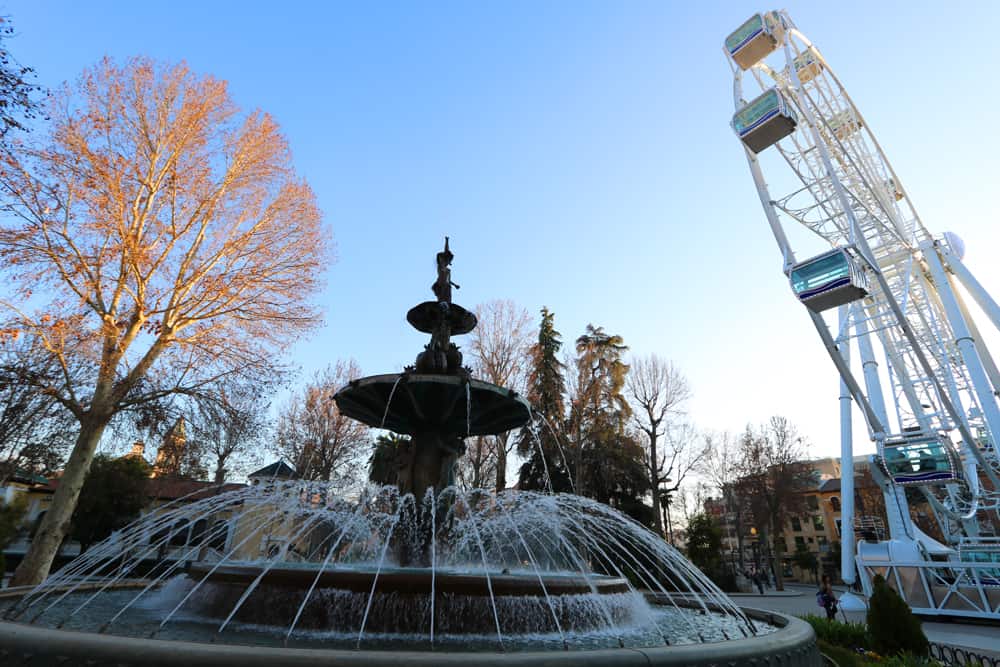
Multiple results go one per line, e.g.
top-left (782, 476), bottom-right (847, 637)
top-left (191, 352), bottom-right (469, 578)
top-left (930, 642), bottom-right (1000, 667)
top-left (857, 558), bottom-right (1000, 621)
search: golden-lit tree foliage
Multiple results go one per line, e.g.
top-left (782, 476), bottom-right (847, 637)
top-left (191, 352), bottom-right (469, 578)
top-left (0, 57), bottom-right (330, 584)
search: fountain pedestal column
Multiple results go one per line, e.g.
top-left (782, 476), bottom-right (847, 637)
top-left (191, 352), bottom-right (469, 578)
top-left (399, 431), bottom-right (466, 501)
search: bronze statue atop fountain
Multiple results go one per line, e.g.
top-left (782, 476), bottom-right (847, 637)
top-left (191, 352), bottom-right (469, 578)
top-left (334, 238), bottom-right (530, 564)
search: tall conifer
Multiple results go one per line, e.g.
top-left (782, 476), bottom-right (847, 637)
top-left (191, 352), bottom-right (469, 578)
top-left (517, 308), bottom-right (571, 491)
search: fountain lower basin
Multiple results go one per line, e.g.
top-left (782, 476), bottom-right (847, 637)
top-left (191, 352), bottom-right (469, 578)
top-left (0, 588), bottom-right (819, 665)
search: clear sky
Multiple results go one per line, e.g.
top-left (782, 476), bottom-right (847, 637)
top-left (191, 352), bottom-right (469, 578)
top-left (9, 1), bottom-right (1000, 460)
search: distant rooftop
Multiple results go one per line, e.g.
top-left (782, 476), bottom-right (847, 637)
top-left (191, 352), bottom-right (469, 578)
top-left (248, 460), bottom-right (297, 479)
top-left (818, 478), bottom-right (841, 493)
top-left (147, 478), bottom-right (245, 501)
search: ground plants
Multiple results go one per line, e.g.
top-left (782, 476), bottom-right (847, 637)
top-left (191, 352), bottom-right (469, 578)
top-left (802, 613), bottom-right (870, 649)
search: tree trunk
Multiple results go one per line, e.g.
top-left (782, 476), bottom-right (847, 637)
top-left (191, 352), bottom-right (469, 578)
top-left (665, 500), bottom-right (674, 546)
top-left (213, 454), bottom-right (228, 484)
top-left (472, 436), bottom-right (484, 488)
top-left (11, 417), bottom-right (110, 586)
top-left (574, 421), bottom-right (584, 496)
top-left (494, 434), bottom-right (507, 492)
top-left (773, 532), bottom-right (786, 591)
top-left (649, 433), bottom-right (663, 538)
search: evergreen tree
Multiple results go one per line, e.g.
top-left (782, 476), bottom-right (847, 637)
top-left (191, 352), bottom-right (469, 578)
top-left (685, 513), bottom-right (723, 576)
top-left (70, 454), bottom-right (150, 553)
top-left (570, 324), bottom-right (631, 496)
top-left (867, 574), bottom-right (929, 657)
top-left (369, 433), bottom-right (410, 486)
top-left (517, 308), bottom-right (571, 491)
top-left (583, 427), bottom-right (652, 525)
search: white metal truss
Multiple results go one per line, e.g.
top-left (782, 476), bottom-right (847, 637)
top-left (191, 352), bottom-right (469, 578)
top-left (725, 10), bottom-right (1000, 620)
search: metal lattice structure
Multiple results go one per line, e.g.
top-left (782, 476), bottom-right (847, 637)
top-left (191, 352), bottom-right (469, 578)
top-left (725, 10), bottom-right (1000, 619)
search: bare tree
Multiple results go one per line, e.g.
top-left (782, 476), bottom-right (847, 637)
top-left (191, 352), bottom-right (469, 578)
top-left (467, 299), bottom-right (532, 491)
top-left (0, 337), bottom-right (76, 479)
top-left (701, 430), bottom-right (750, 570)
top-left (275, 361), bottom-right (369, 486)
top-left (735, 417), bottom-right (815, 591)
top-left (454, 435), bottom-right (497, 491)
top-left (627, 355), bottom-right (700, 539)
top-left (188, 386), bottom-right (270, 483)
top-left (0, 58), bottom-right (329, 585)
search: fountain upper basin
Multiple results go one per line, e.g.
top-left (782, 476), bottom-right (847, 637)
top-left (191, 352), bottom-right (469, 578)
top-left (334, 373), bottom-right (531, 436)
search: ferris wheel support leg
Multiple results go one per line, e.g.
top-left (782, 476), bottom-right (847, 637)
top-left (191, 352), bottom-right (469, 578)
top-left (853, 304), bottom-right (891, 428)
top-left (808, 310), bottom-right (886, 438)
top-left (924, 243), bottom-right (1000, 488)
top-left (837, 305), bottom-right (857, 587)
top-left (943, 246), bottom-right (1000, 343)
top-left (952, 277), bottom-right (1000, 398)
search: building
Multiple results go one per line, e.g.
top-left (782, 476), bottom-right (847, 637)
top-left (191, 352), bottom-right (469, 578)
top-left (704, 455), bottom-right (890, 584)
top-left (0, 427), bottom-right (265, 576)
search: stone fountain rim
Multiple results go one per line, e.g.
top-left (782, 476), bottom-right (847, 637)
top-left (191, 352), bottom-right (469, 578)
top-left (0, 595), bottom-right (818, 666)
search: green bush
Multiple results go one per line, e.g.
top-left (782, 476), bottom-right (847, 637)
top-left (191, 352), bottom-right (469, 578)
top-left (801, 614), bottom-right (870, 650)
top-left (866, 574), bottom-right (928, 658)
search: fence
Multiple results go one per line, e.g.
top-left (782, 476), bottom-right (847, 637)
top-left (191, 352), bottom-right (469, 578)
top-left (930, 642), bottom-right (1000, 667)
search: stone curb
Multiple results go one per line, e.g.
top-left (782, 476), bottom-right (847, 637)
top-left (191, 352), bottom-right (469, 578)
top-left (0, 606), bottom-right (820, 666)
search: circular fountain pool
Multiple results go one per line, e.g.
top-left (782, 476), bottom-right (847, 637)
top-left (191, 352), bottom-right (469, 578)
top-left (0, 483), bottom-right (818, 665)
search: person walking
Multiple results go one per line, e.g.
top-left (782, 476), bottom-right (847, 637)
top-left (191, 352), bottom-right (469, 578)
top-left (818, 574), bottom-right (838, 620)
top-left (754, 570), bottom-right (765, 595)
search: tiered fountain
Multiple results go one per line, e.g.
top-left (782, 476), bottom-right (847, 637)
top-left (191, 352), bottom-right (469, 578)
top-left (0, 240), bottom-right (819, 666)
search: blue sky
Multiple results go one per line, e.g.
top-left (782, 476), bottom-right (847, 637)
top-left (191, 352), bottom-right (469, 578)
top-left (9, 1), bottom-right (1000, 459)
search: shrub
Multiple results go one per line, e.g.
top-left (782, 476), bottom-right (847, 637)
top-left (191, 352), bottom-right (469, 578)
top-left (866, 574), bottom-right (928, 658)
top-left (801, 614), bottom-right (870, 649)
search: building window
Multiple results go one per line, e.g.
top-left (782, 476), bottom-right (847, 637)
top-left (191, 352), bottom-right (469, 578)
top-left (791, 517), bottom-right (802, 532)
top-left (813, 515), bottom-right (825, 531)
top-left (830, 496), bottom-right (841, 512)
top-left (807, 495), bottom-right (819, 510)
top-left (794, 536), bottom-right (806, 548)
top-left (808, 537), bottom-right (814, 543)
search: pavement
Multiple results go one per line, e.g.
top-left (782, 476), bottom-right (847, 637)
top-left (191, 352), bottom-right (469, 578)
top-left (737, 583), bottom-right (1000, 659)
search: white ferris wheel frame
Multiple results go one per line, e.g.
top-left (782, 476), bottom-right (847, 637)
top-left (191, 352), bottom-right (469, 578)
top-left (725, 10), bottom-right (1000, 620)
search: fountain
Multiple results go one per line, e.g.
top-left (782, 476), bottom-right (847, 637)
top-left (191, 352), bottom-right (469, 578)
top-left (0, 239), bottom-right (819, 666)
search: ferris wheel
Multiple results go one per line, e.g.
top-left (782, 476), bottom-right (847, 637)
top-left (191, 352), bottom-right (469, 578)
top-left (724, 10), bottom-right (1000, 619)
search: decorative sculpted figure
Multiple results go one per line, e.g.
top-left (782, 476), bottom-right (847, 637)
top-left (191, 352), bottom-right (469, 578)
top-left (432, 236), bottom-right (458, 303)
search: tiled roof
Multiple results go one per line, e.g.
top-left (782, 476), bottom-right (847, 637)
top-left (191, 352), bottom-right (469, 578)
top-left (147, 477), bottom-right (246, 501)
top-left (818, 478), bottom-right (841, 493)
top-left (247, 460), bottom-right (297, 479)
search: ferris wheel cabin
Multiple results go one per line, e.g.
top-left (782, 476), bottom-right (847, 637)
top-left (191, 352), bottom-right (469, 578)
top-left (725, 12), bottom-right (785, 70)
top-left (792, 47), bottom-right (823, 83)
top-left (732, 88), bottom-right (798, 153)
top-left (789, 248), bottom-right (870, 312)
top-left (876, 434), bottom-right (962, 486)
top-left (826, 109), bottom-right (863, 141)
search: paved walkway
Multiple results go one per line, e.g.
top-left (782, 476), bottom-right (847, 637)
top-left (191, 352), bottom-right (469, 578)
top-left (739, 583), bottom-right (1000, 659)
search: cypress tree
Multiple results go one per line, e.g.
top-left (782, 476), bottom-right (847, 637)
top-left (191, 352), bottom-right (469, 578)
top-left (517, 308), bottom-right (572, 491)
top-left (866, 574), bottom-right (928, 658)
